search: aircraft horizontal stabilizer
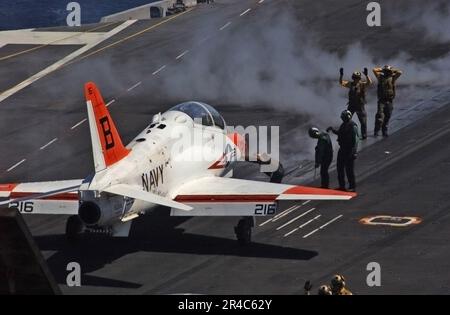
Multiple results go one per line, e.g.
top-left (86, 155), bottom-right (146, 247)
top-left (103, 184), bottom-right (192, 211)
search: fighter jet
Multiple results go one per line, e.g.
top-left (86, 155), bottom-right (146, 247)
top-left (0, 82), bottom-right (355, 244)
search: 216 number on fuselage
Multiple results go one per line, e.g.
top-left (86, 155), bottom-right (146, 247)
top-left (9, 201), bottom-right (34, 213)
top-left (254, 204), bottom-right (276, 216)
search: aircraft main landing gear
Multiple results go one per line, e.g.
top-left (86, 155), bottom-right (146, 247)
top-left (234, 216), bottom-right (255, 245)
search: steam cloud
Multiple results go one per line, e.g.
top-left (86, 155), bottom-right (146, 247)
top-left (17, 0), bottom-right (448, 174)
top-left (384, 0), bottom-right (450, 43)
top-left (156, 1), bottom-right (450, 130)
top-left (147, 1), bottom-right (447, 165)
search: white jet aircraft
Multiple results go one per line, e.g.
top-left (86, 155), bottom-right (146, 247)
top-left (0, 82), bottom-right (355, 244)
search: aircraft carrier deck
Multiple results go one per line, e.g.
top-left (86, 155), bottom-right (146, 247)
top-left (0, 0), bottom-right (449, 294)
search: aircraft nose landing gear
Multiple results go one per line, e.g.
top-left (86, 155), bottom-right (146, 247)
top-left (234, 216), bottom-right (255, 245)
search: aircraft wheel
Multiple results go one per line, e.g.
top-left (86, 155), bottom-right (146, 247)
top-left (66, 215), bottom-right (84, 242)
top-left (234, 217), bottom-right (253, 245)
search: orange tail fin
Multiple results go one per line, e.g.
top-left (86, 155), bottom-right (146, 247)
top-left (85, 82), bottom-right (130, 171)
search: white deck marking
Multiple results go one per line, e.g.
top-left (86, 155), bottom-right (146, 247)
top-left (273, 199), bottom-right (311, 222)
top-left (240, 8), bottom-right (251, 16)
top-left (259, 204), bottom-right (298, 226)
top-left (70, 118), bottom-right (87, 130)
top-left (258, 0), bottom-right (265, 3)
top-left (258, 218), bottom-right (275, 227)
top-left (0, 29), bottom-right (106, 46)
top-left (176, 50), bottom-right (189, 60)
top-left (39, 138), bottom-right (58, 150)
top-left (299, 215), bottom-right (322, 228)
top-left (6, 159), bottom-right (26, 172)
top-left (0, 20), bottom-right (137, 104)
top-left (106, 99), bottom-right (116, 107)
top-left (127, 81), bottom-right (141, 92)
top-left (276, 208), bottom-right (316, 230)
top-left (152, 65), bottom-right (166, 75)
top-left (303, 214), bottom-right (343, 238)
top-left (284, 215), bottom-right (321, 237)
top-left (272, 204), bottom-right (302, 222)
top-left (219, 22), bottom-right (231, 31)
top-left (261, 200), bottom-right (312, 226)
top-left (274, 203), bottom-right (305, 219)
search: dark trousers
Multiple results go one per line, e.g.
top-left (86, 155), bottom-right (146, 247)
top-left (337, 149), bottom-right (355, 189)
top-left (348, 107), bottom-right (367, 138)
top-left (320, 159), bottom-right (332, 188)
top-left (375, 101), bottom-right (393, 133)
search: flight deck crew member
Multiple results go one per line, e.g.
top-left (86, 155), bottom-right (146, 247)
top-left (327, 110), bottom-right (359, 192)
top-left (308, 127), bottom-right (333, 188)
top-left (318, 285), bottom-right (333, 295)
top-left (373, 65), bottom-right (403, 137)
top-left (268, 162), bottom-right (285, 183)
top-left (330, 275), bottom-right (353, 295)
top-left (304, 280), bottom-right (313, 295)
top-left (339, 68), bottom-right (372, 140)
top-left (305, 281), bottom-right (333, 295)
top-left (251, 153), bottom-right (285, 183)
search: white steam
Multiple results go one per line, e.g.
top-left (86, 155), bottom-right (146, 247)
top-left (385, 0), bottom-right (450, 43)
top-left (157, 5), bottom-right (449, 133)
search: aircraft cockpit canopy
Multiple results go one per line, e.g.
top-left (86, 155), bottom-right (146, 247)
top-left (169, 101), bottom-right (226, 130)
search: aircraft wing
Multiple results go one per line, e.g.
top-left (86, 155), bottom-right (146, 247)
top-left (104, 184), bottom-right (192, 211)
top-left (0, 180), bottom-right (82, 214)
top-left (170, 177), bottom-right (356, 216)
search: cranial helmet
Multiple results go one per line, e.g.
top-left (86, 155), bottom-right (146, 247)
top-left (341, 110), bottom-right (352, 122)
top-left (308, 127), bottom-right (320, 138)
top-left (331, 274), bottom-right (346, 291)
top-left (318, 285), bottom-right (332, 295)
top-left (382, 65), bottom-right (393, 75)
top-left (352, 71), bottom-right (362, 80)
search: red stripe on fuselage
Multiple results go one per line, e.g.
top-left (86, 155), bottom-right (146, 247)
top-left (9, 192), bottom-right (79, 201)
top-left (175, 194), bottom-right (278, 203)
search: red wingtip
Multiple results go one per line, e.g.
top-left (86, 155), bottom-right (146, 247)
top-left (0, 183), bottom-right (18, 192)
top-left (284, 186), bottom-right (357, 197)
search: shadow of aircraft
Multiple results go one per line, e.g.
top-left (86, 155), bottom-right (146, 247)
top-left (34, 209), bottom-right (318, 288)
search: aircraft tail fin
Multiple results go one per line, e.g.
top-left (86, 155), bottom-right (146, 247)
top-left (85, 82), bottom-right (130, 172)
